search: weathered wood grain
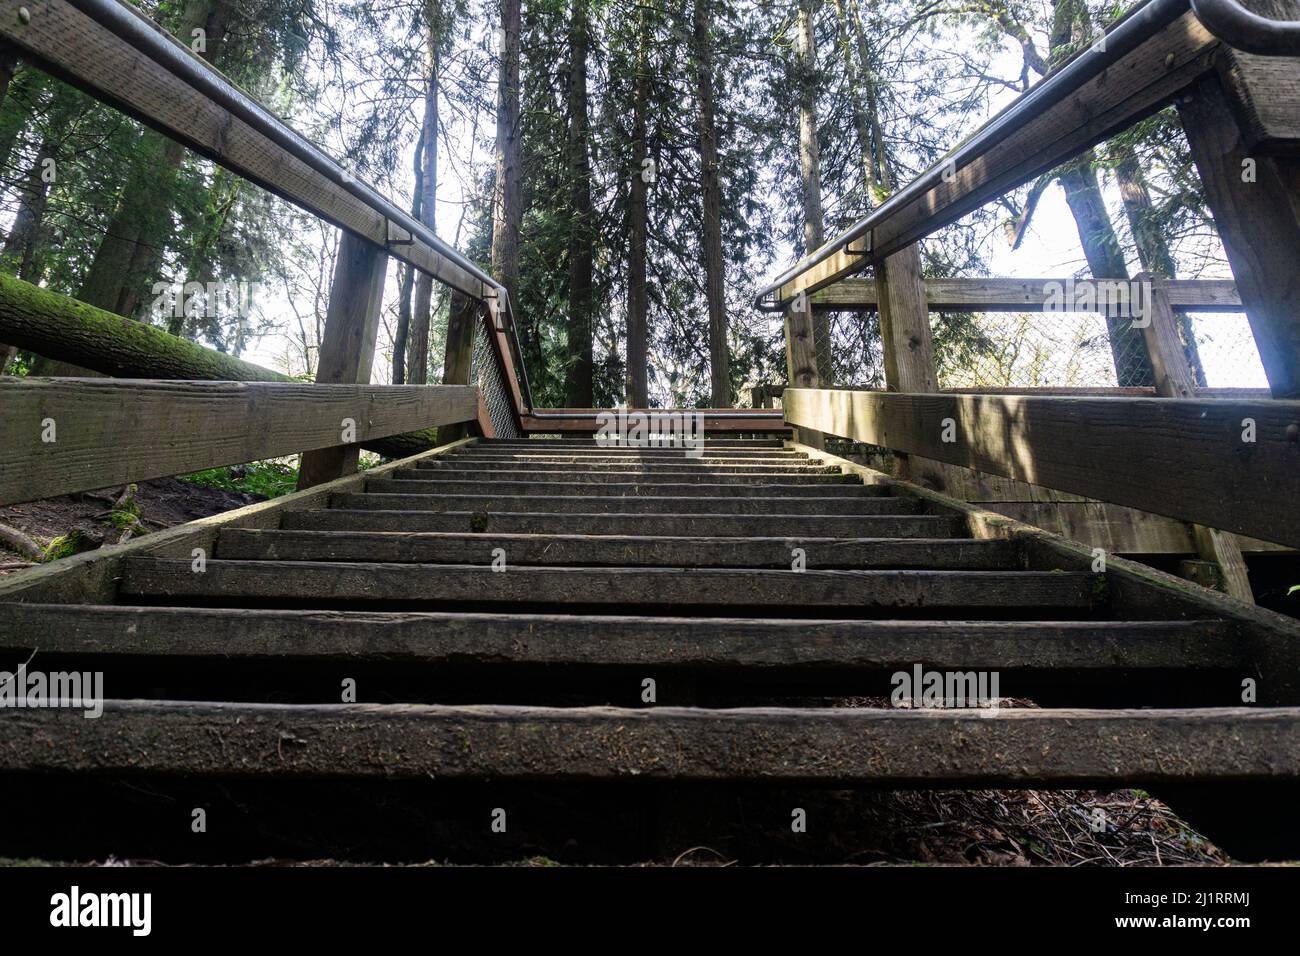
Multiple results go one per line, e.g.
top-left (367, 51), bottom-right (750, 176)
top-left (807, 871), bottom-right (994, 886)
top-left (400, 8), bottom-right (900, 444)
top-left (783, 388), bottom-right (1300, 547)
top-left (298, 230), bottom-right (389, 488)
top-left (367, 478), bottom-right (883, 498)
top-left (336, 491), bottom-right (925, 516)
top-left (213, 530), bottom-right (1014, 569)
top-left (280, 509), bottom-right (968, 538)
top-left (118, 558), bottom-right (1097, 610)
top-left (1180, 76), bottom-right (1300, 399)
top-left (2, 701), bottom-right (1295, 785)
top-left (0, 379), bottom-right (478, 505)
top-left (0, 604), bottom-right (1227, 669)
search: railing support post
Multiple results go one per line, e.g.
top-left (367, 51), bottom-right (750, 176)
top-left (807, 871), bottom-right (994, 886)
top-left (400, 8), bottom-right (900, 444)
top-left (297, 230), bottom-right (388, 489)
top-left (440, 290), bottom-right (480, 443)
top-left (783, 297), bottom-right (823, 449)
top-left (876, 244), bottom-right (940, 482)
top-left (1178, 56), bottom-right (1300, 400)
top-left (876, 245), bottom-right (937, 393)
top-left (1138, 274), bottom-right (1255, 602)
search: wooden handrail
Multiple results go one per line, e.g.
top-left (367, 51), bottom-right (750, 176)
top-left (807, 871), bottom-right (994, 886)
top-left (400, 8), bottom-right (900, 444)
top-left (0, 380), bottom-right (479, 506)
top-left (782, 386), bottom-right (1300, 548)
top-left (0, 0), bottom-right (493, 302)
top-left (755, 0), bottom-right (1213, 307)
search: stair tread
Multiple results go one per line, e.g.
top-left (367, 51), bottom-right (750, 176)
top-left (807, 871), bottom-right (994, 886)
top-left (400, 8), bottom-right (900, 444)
top-left (118, 558), bottom-right (1099, 609)
top-left (5, 700), bottom-right (1295, 784)
top-left (215, 529), bottom-right (1016, 568)
top-left (0, 603), bottom-right (1234, 669)
top-left (281, 509), bottom-right (968, 537)
top-left (333, 492), bottom-right (928, 515)
top-left (377, 478), bottom-right (885, 497)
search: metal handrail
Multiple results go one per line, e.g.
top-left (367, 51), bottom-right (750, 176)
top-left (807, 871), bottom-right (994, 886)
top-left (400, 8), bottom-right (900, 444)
top-left (1190, 0), bottom-right (1300, 54)
top-left (64, 0), bottom-right (536, 410)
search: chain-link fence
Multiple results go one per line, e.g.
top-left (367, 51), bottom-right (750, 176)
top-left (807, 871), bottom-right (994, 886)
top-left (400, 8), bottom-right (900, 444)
top-left (802, 307), bottom-right (1266, 392)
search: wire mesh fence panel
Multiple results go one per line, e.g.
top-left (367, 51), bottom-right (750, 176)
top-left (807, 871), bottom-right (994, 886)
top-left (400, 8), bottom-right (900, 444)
top-left (933, 311), bottom-right (1122, 389)
top-left (929, 310), bottom-right (1267, 391)
top-left (1186, 313), bottom-right (1269, 388)
top-left (471, 309), bottom-right (521, 438)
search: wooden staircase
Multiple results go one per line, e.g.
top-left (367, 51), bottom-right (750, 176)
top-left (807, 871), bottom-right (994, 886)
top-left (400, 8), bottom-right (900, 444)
top-left (1, 436), bottom-right (1298, 863)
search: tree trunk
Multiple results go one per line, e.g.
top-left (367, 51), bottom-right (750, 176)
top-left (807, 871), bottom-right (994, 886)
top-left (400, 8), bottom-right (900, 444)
top-left (393, 134), bottom-right (426, 385)
top-left (564, 0), bottom-right (595, 407)
top-left (625, 4), bottom-right (651, 407)
top-left (794, 0), bottom-right (832, 385)
top-left (833, 0), bottom-right (876, 198)
top-left (407, 1), bottom-right (441, 386)
top-left (847, 0), bottom-right (889, 192)
top-left (1113, 141), bottom-right (1206, 385)
top-left (794, 0), bottom-right (825, 251)
top-left (0, 271), bottom-right (443, 457)
top-left (491, 0), bottom-right (523, 303)
top-left (1, 126), bottom-right (58, 281)
top-left (0, 43), bottom-right (19, 375)
top-left (1056, 153), bottom-right (1155, 386)
top-left (1047, 0), bottom-right (1153, 387)
top-left (75, 0), bottom-right (229, 320)
top-left (693, 0), bottom-right (730, 407)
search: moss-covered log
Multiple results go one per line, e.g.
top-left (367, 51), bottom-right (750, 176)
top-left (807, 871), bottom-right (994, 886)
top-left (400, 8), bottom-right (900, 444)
top-left (0, 272), bottom-right (447, 458)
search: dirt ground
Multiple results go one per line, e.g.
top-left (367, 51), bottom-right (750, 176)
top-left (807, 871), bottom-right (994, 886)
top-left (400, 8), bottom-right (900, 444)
top-left (0, 477), bottom-right (264, 573)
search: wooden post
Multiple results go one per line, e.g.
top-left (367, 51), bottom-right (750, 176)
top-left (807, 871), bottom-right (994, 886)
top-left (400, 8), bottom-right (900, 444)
top-left (297, 230), bottom-right (388, 489)
top-left (1178, 65), bottom-right (1300, 399)
top-left (1138, 275), bottom-right (1254, 603)
top-left (875, 245), bottom-right (937, 393)
top-left (875, 244), bottom-right (940, 482)
top-left (783, 296), bottom-right (823, 449)
top-left (440, 290), bottom-right (480, 443)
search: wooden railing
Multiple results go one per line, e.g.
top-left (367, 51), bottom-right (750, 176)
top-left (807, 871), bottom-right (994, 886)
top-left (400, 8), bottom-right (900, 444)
top-left (0, 0), bottom-right (532, 500)
top-left (768, 0), bottom-right (1300, 587)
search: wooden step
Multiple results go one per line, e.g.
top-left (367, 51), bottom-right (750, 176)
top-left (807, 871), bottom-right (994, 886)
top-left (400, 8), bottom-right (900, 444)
top-left (452, 450), bottom-right (806, 463)
top-left (418, 460), bottom-right (844, 475)
top-left (367, 478), bottom-right (886, 499)
top-left (215, 530), bottom-right (1018, 568)
top-left (482, 438), bottom-right (787, 450)
top-left (335, 492), bottom-right (926, 516)
top-left (118, 559), bottom-right (1099, 611)
top-left (281, 509), bottom-right (969, 537)
top-left (0, 604), bottom-right (1232, 671)
top-left (448, 454), bottom-right (812, 467)
top-left (409, 466), bottom-right (857, 485)
top-left (4, 701), bottom-right (1294, 786)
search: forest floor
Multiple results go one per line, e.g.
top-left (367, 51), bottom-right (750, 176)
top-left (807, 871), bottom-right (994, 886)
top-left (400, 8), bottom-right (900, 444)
top-left (0, 477), bottom-right (265, 572)
top-left (0, 784), bottom-right (1231, 866)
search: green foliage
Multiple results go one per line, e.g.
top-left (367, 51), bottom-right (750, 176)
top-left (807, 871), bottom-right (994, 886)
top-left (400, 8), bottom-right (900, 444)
top-left (180, 459), bottom-right (298, 498)
top-left (42, 529), bottom-right (98, 562)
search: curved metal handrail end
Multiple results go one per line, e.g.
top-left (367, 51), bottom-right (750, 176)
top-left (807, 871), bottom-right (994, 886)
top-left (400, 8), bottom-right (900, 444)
top-left (1191, 0), bottom-right (1300, 55)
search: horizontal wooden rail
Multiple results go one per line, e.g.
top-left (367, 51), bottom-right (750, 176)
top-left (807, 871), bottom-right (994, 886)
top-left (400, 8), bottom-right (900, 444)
top-left (811, 277), bottom-right (1243, 312)
top-left (782, 387), bottom-right (1300, 548)
top-left (521, 409), bottom-right (790, 434)
top-left (0, 380), bottom-right (478, 506)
